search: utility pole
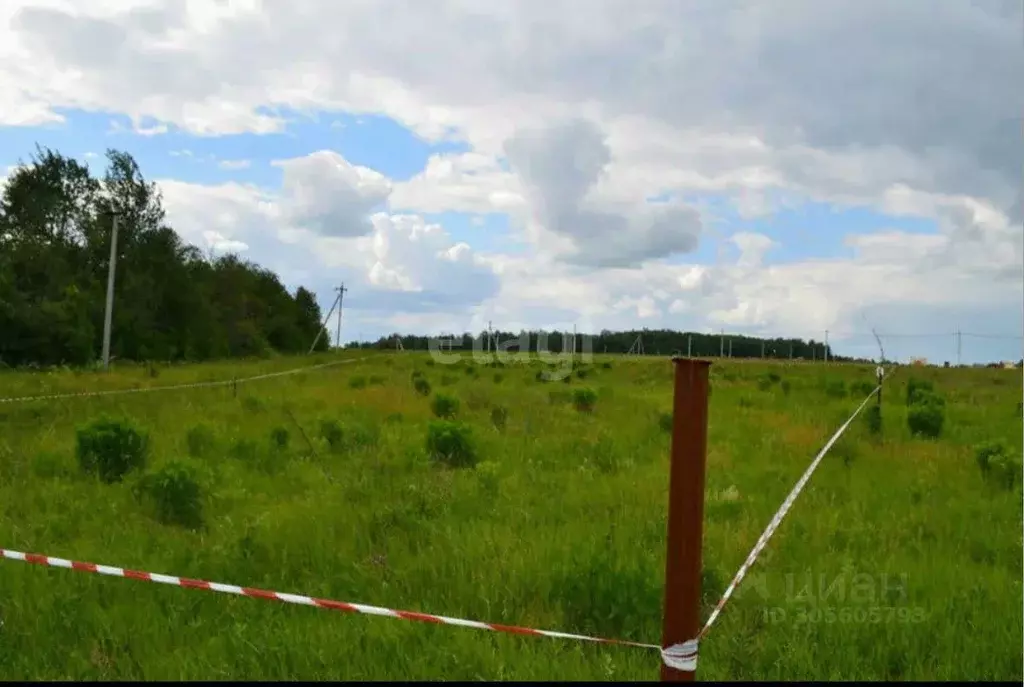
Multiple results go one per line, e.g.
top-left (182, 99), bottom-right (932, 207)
top-left (824, 330), bottom-right (829, 364)
top-left (308, 290), bottom-right (342, 354)
top-left (761, 340), bottom-right (765, 359)
top-left (101, 214), bottom-right (120, 371)
top-left (687, 334), bottom-right (692, 358)
top-left (335, 284), bottom-right (347, 349)
top-left (956, 329), bottom-right (962, 367)
top-left (728, 338), bottom-right (733, 358)
top-left (488, 320), bottom-right (494, 355)
top-left (719, 330), bottom-right (724, 358)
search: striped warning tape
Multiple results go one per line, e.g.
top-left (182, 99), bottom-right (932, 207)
top-left (0, 548), bottom-right (697, 671)
top-left (0, 367), bottom-right (894, 672)
top-left (0, 357), bottom-right (370, 405)
top-left (696, 378), bottom-right (887, 638)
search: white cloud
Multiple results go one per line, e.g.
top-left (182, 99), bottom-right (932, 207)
top-left (0, 0), bottom-right (1019, 357)
top-left (272, 150), bottom-right (391, 237)
top-left (217, 158), bottom-right (250, 170)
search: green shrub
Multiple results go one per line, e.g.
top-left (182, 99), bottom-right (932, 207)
top-left (134, 461), bottom-right (204, 529)
top-left (426, 421), bottom-right (478, 468)
top-left (76, 417), bottom-right (149, 483)
top-left (780, 380), bottom-right (791, 396)
top-left (425, 359), bottom-right (436, 367)
top-left (320, 419), bottom-right (344, 450)
top-left (431, 393), bottom-right (460, 419)
top-left (658, 412), bottom-right (674, 433)
top-left (864, 404), bottom-right (882, 435)
top-left (186, 424), bottom-right (215, 458)
top-left (270, 426), bottom-right (290, 450)
top-left (349, 375), bottom-right (367, 389)
top-left (476, 460), bottom-right (501, 497)
top-left (975, 441), bottom-right (1021, 489)
top-left (575, 367), bottom-right (590, 380)
top-left (413, 377), bottom-right (432, 396)
top-left (573, 387), bottom-right (598, 412)
top-left (490, 405), bottom-right (508, 430)
top-left (766, 371), bottom-right (781, 384)
top-left (906, 378), bottom-right (935, 406)
top-left (493, 372), bottom-right (504, 384)
top-left (907, 393), bottom-right (945, 438)
top-left (600, 361), bottom-right (613, 370)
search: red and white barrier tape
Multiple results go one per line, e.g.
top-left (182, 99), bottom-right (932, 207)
top-left (0, 357), bottom-right (369, 405)
top-left (696, 381), bottom-right (884, 638)
top-left (0, 548), bottom-right (698, 671)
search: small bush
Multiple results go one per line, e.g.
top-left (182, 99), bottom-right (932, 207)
top-left (186, 425), bottom-right (215, 458)
top-left (493, 372), bottom-right (504, 384)
top-left (907, 393), bottom-right (945, 438)
top-left (135, 461), bottom-right (204, 529)
top-left (658, 412), bottom-right (673, 433)
top-left (320, 419), bottom-right (344, 450)
top-left (906, 378), bottom-right (935, 406)
top-left (766, 371), bottom-right (781, 384)
top-left (413, 377), bottom-right (432, 396)
top-left (490, 405), bottom-right (508, 430)
top-left (425, 359), bottom-right (436, 367)
top-left (864, 404), bottom-right (882, 435)
top-left (575, 367), bottom-right (590, 380)
top-left (431, 392), bottom-right (460, 419)
top-left (426, 421), bottom-right (478, 468)
top-left (349, 376), bottom-right (368, 389)
top-left (76, 417), bottom-right (149, 483)
top-left (975, 441), bottom-right (1021, 489)
top-left (780, 380), bottom-right (791, 396)
top-left (270, 427), bottom-right (290, 450)
top-left (476, 461), bottom-right (501, 497)
top-left (600, 361), bottom-right (613, 370)
top-left (573, 387), bottom-right (598, 413)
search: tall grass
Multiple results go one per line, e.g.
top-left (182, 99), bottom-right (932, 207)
top-left (0, 353), bottom-right (1020, 680)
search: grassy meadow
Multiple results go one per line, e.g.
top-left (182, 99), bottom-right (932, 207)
top-left (0, 351), bottom-right (1021, 681)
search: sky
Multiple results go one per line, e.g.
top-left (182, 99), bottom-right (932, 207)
top-left (1, 0), bottom-right (1022, 364)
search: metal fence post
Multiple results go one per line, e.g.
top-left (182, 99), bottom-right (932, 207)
top-left (661, 357), bottom-right (711, 681)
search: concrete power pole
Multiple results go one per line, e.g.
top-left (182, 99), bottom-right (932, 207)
top-left (687, 334), bottom-right (692, 358)
top-left (824, 330), bottom-right (830, 363)
top-left (719, 330), bottom-right (725, 358)
top-left (335, 284), bottom-right (347, 348)
top-left (956, 329), bottom-right (962, 367)
top-left (101, 214), bottom-right (120, 371)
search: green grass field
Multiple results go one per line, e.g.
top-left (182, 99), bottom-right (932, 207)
top-left (1, 351), bottom-right (1021, 681)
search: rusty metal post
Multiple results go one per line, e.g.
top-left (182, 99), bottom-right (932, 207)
top-left (661, 357), bottom-right (711, 681)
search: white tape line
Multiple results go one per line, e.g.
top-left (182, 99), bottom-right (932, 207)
top-left (699, 383), bottom-right (881, 638)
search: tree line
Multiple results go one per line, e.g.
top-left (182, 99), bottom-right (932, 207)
top-left (0, 146), bottom-right (329, 368)
top-left (350, 328), bottom-right (850, 362)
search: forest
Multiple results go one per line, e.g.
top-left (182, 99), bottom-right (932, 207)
top-left (0, 146), bottom-right (329, 367)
